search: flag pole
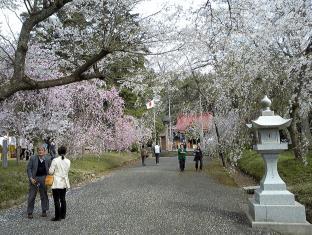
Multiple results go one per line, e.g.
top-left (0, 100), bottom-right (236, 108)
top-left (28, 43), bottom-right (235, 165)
top-left (146, 98), bottom-right (158, 145)
top-left (153, 106), bottom-right (156, 144)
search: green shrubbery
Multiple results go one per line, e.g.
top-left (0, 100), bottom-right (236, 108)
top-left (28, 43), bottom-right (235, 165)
top-left (0, 161), bottom-right (28, 208)
top-left (130, 143), bottom-right (139, 152)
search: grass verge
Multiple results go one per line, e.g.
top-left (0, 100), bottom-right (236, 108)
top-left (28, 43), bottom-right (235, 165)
top-left (0, 152), bottom-right (139, 209)
top-left (204, 158), bottom-right (237, 187)
top-left (0, 161), bottom-right (28, 209)
top-left (237, 149), bottom-right (312, 222)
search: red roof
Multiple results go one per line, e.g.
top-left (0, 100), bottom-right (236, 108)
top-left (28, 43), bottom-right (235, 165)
top-left (175, 113), bottom-right (213, 132)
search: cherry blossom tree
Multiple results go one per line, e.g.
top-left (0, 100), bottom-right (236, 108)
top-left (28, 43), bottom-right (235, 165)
top-left (0, 0), bottom-right (147, 101)
top-left (142, 0), bottom-right (311, 162)
top-left (0, 0), bottom-right (154, 154)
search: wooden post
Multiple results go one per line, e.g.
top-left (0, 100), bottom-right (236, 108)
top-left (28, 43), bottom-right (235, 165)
top-left (2, 139), bottom-right (8, 168)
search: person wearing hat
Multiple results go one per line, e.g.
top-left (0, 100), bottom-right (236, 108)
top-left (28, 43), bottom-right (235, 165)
top-left (26, 145), bottom-right (51, 219)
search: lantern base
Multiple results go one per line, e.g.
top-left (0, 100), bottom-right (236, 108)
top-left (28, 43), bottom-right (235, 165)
top-left (248, 198), bottom-right (307, 223)
top-left (245, 201), bottom-right (312, 234)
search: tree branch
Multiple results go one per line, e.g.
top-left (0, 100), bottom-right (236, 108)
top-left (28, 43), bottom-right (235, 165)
top-left (303, 37), bottom-right (312, 56)
top-left (0, 48), bottom-right (112, 101)
top-left (13, 0), bottom-right (73, 81)
top-left (0, 34), bottom-right (16, 52)
top-left (23, 0), bottom-right (32, 14)
top-left (3, 13), bottom-right (19, 44)
top-left (0, 45), bottom-right (14, 64)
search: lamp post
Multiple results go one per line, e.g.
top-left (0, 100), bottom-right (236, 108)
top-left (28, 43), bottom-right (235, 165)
top-left (246, 96), bottom-right (311, 233)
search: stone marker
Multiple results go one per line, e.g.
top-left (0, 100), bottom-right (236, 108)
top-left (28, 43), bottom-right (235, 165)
top-left (246, 96), bottom-right (311, 234)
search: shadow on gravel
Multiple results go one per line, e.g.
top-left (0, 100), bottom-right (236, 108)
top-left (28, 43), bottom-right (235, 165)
top-left (169, 201), bottom-right (249, 225)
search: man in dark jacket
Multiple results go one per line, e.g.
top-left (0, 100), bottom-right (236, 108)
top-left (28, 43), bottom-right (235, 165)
top-left (193, 144), bottom-right (203, 171)
top-left (178, 144), bottom-right (186, 172)
top-left (26, 146), bottom-right (51, 219)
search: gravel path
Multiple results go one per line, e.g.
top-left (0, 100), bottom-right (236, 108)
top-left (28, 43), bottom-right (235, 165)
top-left (0, 157), bottom-right (277, 235)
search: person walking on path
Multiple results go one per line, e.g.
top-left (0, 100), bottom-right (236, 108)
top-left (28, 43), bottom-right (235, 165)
top-left (178, 144), bottom-right (186, 172)
top-left (20, 138), bottom-right (28, 160)
top-left (50, 139), bottom-right (56, 160)
top-left (28, 141), bottom-right (34, 155)
top-left (49, 146), bottom-right (71, 221)
top-left (44, 137), bottom-right (51, 154)
top-left (26, 139), bottom-right (33, 160)
top-left (193, 144), bottom-right (203, 171)
top-left (183, 141), bottom-right (187, 152)
top-left (141, 144), bottom-right (148, 166)
top-left (154, 143), bottom-right (161, 165)
top-left (26, 145), bottom-right (51, 219)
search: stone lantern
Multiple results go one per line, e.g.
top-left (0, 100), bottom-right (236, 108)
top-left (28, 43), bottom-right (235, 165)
top-left (246, 96), bottom-right (311, 233)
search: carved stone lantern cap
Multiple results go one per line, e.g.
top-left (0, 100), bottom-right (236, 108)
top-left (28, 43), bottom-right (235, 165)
top-left (249, 96), bottom-right (292, 130)
top-left (261, 95), bottom-right (272, 110)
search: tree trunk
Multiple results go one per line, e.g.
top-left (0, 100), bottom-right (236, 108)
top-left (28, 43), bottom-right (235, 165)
top-left (302, 116), bottom-right (312, 146)
top-left (214, 118), bottom-right (226, 167)
top-left (289, 104), bottom-right (303, 160)
top-left (288, 63), bottom-right (308, 160)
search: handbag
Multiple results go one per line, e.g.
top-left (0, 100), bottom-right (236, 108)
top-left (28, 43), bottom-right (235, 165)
top-left (45, 175), bottom-right (54, 187)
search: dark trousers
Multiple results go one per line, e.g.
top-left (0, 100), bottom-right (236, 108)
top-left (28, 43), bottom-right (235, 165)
top-left (195, 158), bottom-right (203, 170)
top-left (179, 159), bottom-right (185, 171)
top-left (27, 176), bottom-right (49, 214)
top-left (20, 148), bottom-right (26, 160)
top-left (141, 156), bottom-right (146, 166)
top-left (52, 189), bottom-right (67, 219)
top-left (155, 153), bottom-right (160, 164)
top-left (25, 150), bottom-right (30, 160)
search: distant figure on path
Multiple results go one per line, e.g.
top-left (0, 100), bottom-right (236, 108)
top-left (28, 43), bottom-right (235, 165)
top-left (183, 141), bottom-right (187, 152)
top-left (193, 144), bottom-right (203, 171)
top-left (44, 137), bottom-right (51, 154)
top-left (26, 145), bottom-right (51, 219)
top-left (141, 144), bottom-right (148, 166)
top-left (28, 141), bottom-right (34, 155)
top-left (154, 143), bottom-right (161, 165)
top-left (20, 138), bottom-right (27, 160)
top-left (49, 146), bottom-right (71, 221)
top-left (50, 139), bottom-right (56, 160)
top-left (178, 144), bottom-right (186, 172)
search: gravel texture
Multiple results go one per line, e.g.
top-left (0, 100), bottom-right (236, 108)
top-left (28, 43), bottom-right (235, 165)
top-left (0, 157), bottom-right (278, 235)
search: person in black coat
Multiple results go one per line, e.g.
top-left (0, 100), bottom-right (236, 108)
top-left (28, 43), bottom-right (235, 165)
top-left (141, 144), bottom-right (148, 166)
top-left (193, 144), bottom-right (203, 171)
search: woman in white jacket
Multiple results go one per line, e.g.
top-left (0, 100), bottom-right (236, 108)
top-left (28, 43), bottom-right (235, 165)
top-left (49, 146), bottom-right (71, 221)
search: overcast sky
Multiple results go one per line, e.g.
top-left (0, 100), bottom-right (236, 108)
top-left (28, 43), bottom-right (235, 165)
top-left (0, 0), bottom-right (206, 36)
top-left (0, 8), bottom-right (22, 36)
